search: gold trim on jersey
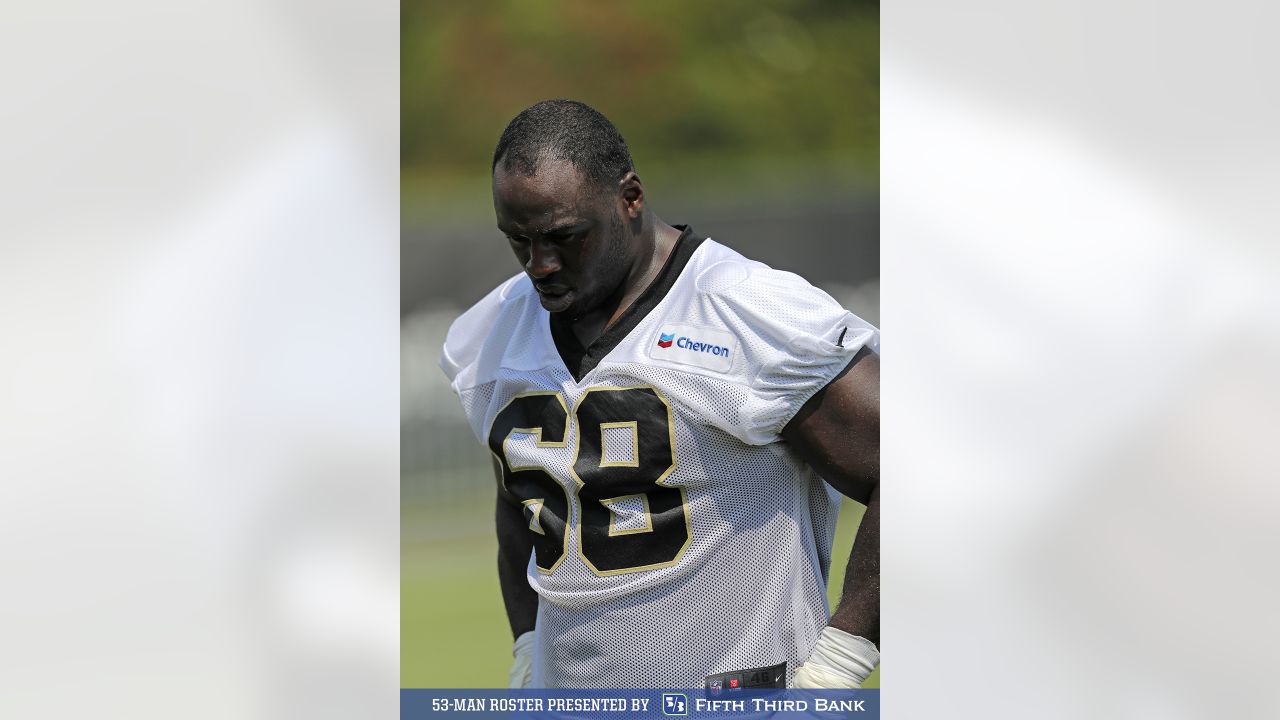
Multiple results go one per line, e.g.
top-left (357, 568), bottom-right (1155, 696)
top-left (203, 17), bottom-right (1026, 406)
top-left (599, 493), bottom-right (653, 536)
top-left (489, 390), bottom-right (571, 575)
top-left (569, 384), bottom-right (692, 577)
top-left (598, 420), bottom-right (640, 468)
top-left (503, 391), bottom-right (569, 470)
top-left (522, 498), bottom-right (546, 535)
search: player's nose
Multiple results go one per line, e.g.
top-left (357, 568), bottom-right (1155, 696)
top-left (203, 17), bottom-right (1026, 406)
top-left (526, 240), bottom-right (562, 279)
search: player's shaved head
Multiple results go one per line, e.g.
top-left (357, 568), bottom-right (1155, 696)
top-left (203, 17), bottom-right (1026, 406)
top-left (492, 100), bottom-right (634, 192)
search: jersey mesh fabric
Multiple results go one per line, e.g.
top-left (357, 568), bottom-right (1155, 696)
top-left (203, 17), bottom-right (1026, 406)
top-left (600, 424), bottom-right (637, 465)
top-left (442, 239), bottom-right (878, 688)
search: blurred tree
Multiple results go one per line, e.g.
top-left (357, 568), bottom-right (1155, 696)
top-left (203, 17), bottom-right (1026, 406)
top-left (402, 0), bottom-right (878, 193)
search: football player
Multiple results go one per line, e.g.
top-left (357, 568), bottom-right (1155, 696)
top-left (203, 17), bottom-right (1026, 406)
top-left (440, 100), bottom-right (879, 689)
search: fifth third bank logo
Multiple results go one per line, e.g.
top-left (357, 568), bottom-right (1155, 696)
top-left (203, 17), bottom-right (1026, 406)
top-left (662, 692), bottom-right (688, 716)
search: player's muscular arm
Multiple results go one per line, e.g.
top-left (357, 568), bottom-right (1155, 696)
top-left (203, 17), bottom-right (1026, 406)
top-left (495, 489), bottom-right (538, 639)
top-left (783, 346), bottom-right (879, 644)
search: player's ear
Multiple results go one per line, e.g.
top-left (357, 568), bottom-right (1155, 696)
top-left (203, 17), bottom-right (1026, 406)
top-left (618, 171), bottom-right (644, 219)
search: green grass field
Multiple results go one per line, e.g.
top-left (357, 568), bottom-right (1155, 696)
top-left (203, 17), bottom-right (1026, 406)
top-left (402, 497), bottom-right (879, 688)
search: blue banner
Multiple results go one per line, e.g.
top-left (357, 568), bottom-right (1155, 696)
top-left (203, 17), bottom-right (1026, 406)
top-left (401, 688), bottom-right (879, 719)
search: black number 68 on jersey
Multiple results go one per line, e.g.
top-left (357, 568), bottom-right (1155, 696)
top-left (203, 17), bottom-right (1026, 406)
top-left (487, 386), bottom-right (690, 576)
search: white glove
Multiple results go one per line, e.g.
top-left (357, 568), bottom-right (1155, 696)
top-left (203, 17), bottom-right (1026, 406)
top-left (792, 626), bottom-right (879, 688)
top-left (508, 630), bottom-right (536, 688)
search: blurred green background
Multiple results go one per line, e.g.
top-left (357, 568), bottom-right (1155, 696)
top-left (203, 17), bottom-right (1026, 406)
top-left (402, 0), bottom-right (879, 689)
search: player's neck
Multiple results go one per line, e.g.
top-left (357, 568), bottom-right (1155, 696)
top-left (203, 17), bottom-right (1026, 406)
top-left (569, 219), bottom-right (681, 347)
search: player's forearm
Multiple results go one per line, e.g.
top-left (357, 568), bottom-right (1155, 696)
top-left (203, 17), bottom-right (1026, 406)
top-left (828, 484), bottom-right (879, 646)
top-left (496, 496), bottom-right (539, 639)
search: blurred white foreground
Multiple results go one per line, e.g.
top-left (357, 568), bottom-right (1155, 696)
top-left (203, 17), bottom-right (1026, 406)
top-left (0, 2), bottom-right (398, 718)
top-left (884, 2), bottom-right (1280, 717)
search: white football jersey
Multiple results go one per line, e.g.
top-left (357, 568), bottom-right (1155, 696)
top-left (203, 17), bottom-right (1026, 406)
top-left (439, 229), bottom-right (879, 688)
